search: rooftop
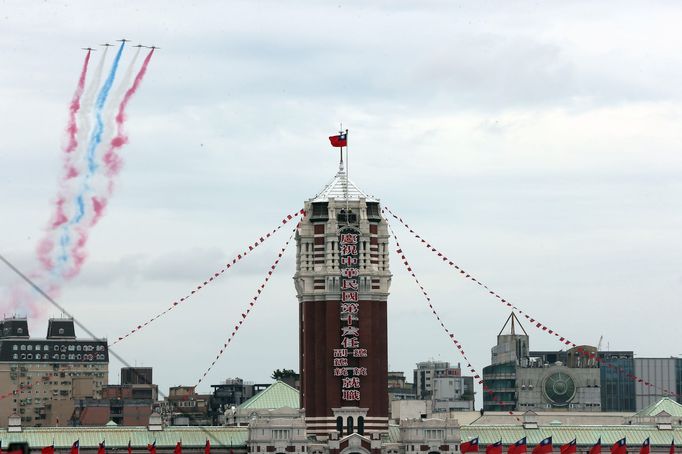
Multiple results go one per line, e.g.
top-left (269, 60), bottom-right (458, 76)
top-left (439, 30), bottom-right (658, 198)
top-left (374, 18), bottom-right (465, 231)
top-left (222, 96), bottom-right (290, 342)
top-left (311, 165), bottom-right (377, 203)
top-left (238, 380), bottom-right (299, 410)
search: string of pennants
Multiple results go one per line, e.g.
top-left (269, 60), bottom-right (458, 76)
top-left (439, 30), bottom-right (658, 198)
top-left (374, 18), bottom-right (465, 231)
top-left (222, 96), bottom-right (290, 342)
top-left (110, 209), bottom-right (305, 346)
top-left (195, 223), bottom-right (299, 387)
top-left (382, 205), bottom-right (681, 399)
top-left (387, 222), bottom-right (520, 420)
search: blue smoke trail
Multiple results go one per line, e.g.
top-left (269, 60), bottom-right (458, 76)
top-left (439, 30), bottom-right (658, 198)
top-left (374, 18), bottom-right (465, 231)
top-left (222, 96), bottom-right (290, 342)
top-left (55, 42), bottom-right (126, 270)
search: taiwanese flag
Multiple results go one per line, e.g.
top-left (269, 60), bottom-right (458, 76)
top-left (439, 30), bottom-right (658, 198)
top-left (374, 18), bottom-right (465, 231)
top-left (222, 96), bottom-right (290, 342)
top-left (612, 438), bottom-right (627, 454)
top-left (42, 446), bottom-right (55, 454)
top-left (329, 131), bottom-right (348, 148)
top-left (670, 440), bottom-right (675, 454)
top-left (147, 441), bottom-right (157, 454)
top-left (174, 442), bottom-right (182, 454)
top-left (590, 438), bottom-right (602, 454)
top-left (533, 437), bottom-right (553, 454)
top-left (128, 441), bottom-right (132, 454)
top-left (98, 442), bottom-right (106, 454)
top-left (561, 440), bottom-right (577, 454)
top-left (71, 441), bottom-right (80, 454)
top-left (205, 440), bottom-right (211, 454)
top-left (487, 442), bottom-right (503, 454)
top-left (462, 438), bottom-right (480, 453)
top-left (640, 439), bottom-right (650, 454)
top-left (509, 438), bottom-right (527, 454)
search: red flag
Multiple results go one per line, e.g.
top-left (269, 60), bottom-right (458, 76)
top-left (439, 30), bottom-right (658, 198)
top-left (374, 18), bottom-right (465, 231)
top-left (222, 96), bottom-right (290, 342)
top-left (328, 131), bottom-right (348, 148)
top-left (71, 441), bottom-right (80, 454)
top-left (128, 441), bottom-right (132, 454)
top-left (640, 439), bottom-right (650, 454)
top-left (533, 437), bottom-right (553, 454)
top-left (98, 442), bottom-right (106, 454)
top-left (174, 443), bottom-right (182, 454)
top-left (487, 442), bottom-right (503, 454)
top-left (42, 447), bottom-right (55, 454)
top-left (590, 439), bottom-right (602, 454)
top-left (205, 440), bottom-right (211, 454)
top-left (561, 440), bottom-right (577, 454)
top-left (670, 441), bottom-right (675, 454)
top-left (462, 438), bottom-right (480, 454)
top-left (147, 442), bottom-right (156, 454)
top-left (509, 438), bottom-right (527, 454)
top-left (612, 439), bottom-right (627, 454)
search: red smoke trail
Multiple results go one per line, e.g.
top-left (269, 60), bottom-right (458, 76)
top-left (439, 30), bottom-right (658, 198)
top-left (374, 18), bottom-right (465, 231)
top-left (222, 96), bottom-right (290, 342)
top-left (35, 51), bottom-right (91, 273)
top-left (102, 48), bottom-right (155, 180)
top-left (64, 50), bottom-right (92, 173)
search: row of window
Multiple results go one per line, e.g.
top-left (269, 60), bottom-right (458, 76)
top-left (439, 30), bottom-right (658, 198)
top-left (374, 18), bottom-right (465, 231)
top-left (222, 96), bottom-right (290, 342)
top-left (11, 353), bottom-right (105, 361)
top-left (12, 343), bottom-right (105, 352)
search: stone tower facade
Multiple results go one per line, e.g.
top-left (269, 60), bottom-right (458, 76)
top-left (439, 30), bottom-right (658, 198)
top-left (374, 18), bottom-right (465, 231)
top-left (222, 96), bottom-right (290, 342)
top-left (294, 166), bottom-right (391, 438)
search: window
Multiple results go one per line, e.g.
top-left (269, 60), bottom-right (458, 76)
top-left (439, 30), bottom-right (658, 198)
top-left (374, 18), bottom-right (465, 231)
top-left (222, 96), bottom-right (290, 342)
top-left (346, 416), bottom-right (354, 435)
top-left (336, 416), bottom-right (343, 432)
top-left (272, 429), bottom-right (290, 440)
top-left (357, 416), bottom-right (365, 435)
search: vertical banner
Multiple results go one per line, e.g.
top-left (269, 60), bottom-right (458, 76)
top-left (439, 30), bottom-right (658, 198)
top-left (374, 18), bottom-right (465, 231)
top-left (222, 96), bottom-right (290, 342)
top-left (334, 227), bottom-right (367, 402)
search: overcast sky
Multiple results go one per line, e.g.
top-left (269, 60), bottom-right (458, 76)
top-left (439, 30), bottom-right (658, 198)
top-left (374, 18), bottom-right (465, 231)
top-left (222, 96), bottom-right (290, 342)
top-left (1, 1), bottom-right (681, 405)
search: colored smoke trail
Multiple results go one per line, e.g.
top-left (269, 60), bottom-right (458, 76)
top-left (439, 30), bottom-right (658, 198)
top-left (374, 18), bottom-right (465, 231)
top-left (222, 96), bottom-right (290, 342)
top-left (4, 41), bottom-right (154, 319)
top-left (92, 49), bottom-right (155, 225)
top-left (54, 42), bottom-right (126, 274)
top-left (70, 47), bottom-right (110, 181)
top-left (36, 51), bottom-right (92, 273)
top-left (64, 50), bottom-right (91, 155)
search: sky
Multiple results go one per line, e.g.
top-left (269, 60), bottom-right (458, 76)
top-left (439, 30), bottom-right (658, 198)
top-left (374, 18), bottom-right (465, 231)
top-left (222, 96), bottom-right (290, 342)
top-left (1, 1), bottom-right (681, 406)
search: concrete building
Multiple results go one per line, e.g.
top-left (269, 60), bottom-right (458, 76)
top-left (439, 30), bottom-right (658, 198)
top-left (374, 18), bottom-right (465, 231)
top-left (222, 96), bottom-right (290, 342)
top-left (414, 362), bottom-right (474, 412)
top-left (0, 317), bottom-right (108, 427)
top-left (483, 313), bottom-right (682, 412)
top-left (71, 367), bottom-right (159, 426)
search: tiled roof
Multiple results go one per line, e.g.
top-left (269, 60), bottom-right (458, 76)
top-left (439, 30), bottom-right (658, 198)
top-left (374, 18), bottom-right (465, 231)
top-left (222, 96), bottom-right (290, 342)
top-left (311, 169), bottom-right (377, 203)
top-left (0, 426), bottom-right (248, 449)
top-left (460, 425), bottom-right (682, 446)
top-left (635, 397), bottom-right (682, 418)
top-left (238, 380), bottom-right (300, 410)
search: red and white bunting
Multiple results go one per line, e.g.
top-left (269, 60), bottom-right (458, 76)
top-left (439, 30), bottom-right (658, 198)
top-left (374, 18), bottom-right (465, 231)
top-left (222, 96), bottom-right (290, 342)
top-left (383, 205), bottom-right (681, 399)
top-left (110, 208), bottom-right (305, 346)
top-left (194, 223), bottom-right (299, 386)
top-left (387, 222), bottom-right (520, 419)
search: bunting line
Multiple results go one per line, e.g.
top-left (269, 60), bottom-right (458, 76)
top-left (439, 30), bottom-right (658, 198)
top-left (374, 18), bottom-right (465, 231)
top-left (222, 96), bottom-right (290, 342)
top-left (110, 209), bottom-right (305, 346)
top-left (387, 222), bottom-right (520, 419)
top-left (195, 223), bottom-right (299, 387)
top-left (382, 205), bottom-right (681, 399)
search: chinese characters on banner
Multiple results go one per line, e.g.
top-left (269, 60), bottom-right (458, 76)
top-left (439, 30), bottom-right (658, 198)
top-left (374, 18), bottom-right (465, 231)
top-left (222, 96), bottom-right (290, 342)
top-left (333, 228), bottom-right (368, 402)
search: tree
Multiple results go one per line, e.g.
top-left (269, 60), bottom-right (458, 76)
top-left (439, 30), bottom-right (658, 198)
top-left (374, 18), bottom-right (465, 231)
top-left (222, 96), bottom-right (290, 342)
top-left (271, 368), bottom-right (299, 380)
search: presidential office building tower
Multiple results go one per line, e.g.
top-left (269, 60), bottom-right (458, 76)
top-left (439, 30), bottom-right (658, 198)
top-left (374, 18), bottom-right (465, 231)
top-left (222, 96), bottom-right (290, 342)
top-left (294, 166), bottom-right (391, 438)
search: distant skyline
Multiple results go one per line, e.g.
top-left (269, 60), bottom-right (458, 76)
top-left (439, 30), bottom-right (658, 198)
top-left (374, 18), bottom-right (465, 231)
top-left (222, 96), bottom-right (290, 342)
top-left (1, 1), bottom-right (681, 404)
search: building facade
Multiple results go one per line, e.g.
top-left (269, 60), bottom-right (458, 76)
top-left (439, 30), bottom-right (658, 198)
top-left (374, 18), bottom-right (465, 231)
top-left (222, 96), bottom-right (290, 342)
top-left (413, 362), bottom-right (474, 412)
top-left (294, 165), bottom-right (392, 437)
top-left (0, 317), bottom-right (108, 427)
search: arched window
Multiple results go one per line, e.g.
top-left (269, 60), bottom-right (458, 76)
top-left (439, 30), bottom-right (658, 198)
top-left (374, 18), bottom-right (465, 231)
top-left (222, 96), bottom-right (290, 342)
top-left (357, 416), bottom-right (365, 435)
top-left (346, 416), bottom-right (354, 435)
top-left (336, 416), bottom-right (343, 433)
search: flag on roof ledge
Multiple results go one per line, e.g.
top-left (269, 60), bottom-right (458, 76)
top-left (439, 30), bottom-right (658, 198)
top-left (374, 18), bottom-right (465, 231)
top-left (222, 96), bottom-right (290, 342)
top-left (561, 439), bottom-right (577, 454)
top-left (640, 438), bottom-right (650, 454)
top-left (509, 437), bottom-right (527, 454)
top-left (329, 130), bottom-right (348, 147)
top-left (590, 438), bottom-right (602, 454)
top-left (611, 438), bottom-right (627, 454)
top-left (487, 442), bottom-right (503, 454)
top-left (532, 437), bottom-right (553, 454)
top-left (461, 438), bottom-right (480, 453)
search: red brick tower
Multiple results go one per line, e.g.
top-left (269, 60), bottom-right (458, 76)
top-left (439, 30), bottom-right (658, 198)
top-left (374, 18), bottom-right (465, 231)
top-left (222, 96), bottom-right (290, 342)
top-left (294, 164), bottom-right (391, 438)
